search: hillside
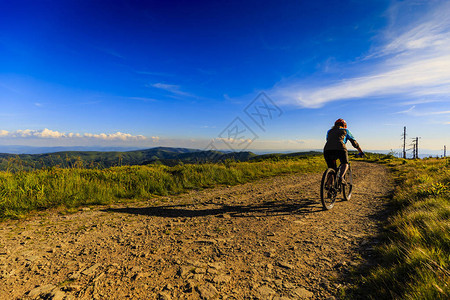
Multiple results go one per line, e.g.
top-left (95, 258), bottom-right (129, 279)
top-left (0, 147), bottom-right (321, 171)
top-left (0, 147), bottom-right (255, 170)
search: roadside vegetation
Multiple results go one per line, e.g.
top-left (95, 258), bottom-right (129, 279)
top-left (349, 156), bottom-right (449, 299)
top-left (0, 155), bottom-right (325, 220)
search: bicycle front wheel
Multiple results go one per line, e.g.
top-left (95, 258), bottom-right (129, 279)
top-left (342, 166), bottom-right (353, 201)
top-left (320, 168), bottom-right (337, 210)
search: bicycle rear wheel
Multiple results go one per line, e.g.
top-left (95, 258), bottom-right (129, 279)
top-left (342, 166), bottom-right (353, 201)
top-left (320, 168), bottom-right (337, 210)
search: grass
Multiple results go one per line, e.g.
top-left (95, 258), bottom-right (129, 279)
top-left (348, 157), bottom-right (449, 299)
top-left (0, 156), bottom-right (325, 220)
top-left (4, 152), bottom-right (448, 298)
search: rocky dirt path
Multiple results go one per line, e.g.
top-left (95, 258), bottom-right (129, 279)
top-left (0, 162), bottom-right (393, 300)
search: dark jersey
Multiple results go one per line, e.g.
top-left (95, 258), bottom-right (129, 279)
top-left (324, 127), bottom-right (359, 151)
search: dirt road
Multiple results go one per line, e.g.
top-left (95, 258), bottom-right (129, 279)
top-left (0, 162), bottom-right (393, 299)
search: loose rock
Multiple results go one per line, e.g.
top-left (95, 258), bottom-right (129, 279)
top-left (292, 287), bottom-right (314, 299)
top-left (196, 283), bottom-right (219, 299)
top-left (213, 274), bottom-right (232, 284)
top-left (277, 261), bottom-right (294, 270)
top-left (158, 291), bottom-right (171, 300)
top-left (27, 284), bottom-right (56, 298)
top-left (257, 285), bottom-right (276, 299)
top-left (81, 263), bottom-right (100, 276)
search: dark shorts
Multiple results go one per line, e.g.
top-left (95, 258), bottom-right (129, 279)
top-left (324, 150), bottom-right (348, 169)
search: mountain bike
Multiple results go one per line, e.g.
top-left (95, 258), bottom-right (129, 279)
top-left (320, 163), bottom-right (353, 210)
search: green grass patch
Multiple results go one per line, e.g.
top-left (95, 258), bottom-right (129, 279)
top-left (0, 156), bottom-right (325, 220)
top-left (347, 157), bottom-right (450, 299)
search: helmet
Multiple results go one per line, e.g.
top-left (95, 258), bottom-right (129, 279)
top-left (334, 118), bottom-right (347, 128)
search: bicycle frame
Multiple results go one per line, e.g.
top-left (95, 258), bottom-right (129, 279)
top-left (320, 163), bottom-right (353, 210)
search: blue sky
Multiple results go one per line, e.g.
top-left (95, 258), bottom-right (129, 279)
top-left (1, 0), bottom-right (449, 154)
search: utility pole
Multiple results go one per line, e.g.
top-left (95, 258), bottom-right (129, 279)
top-left (403, 126), bottom-right (407, 159)
top-left (416, 137), bottom-right (419, 159)
top-left (410, 137), bottom-right (419, 159)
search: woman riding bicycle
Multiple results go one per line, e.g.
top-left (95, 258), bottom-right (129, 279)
top-left (323, 119), bottom-right (364, 183)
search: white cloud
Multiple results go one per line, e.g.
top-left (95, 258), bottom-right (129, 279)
top-left (83, 132), bottom-right (146, 141)
top-left (399, 99), bottom-right (441, 106)
top-left (15, 129), bottom-right (34, 137)
top-left (67, 133), bottom-right (82, 138)
top-left (394, 105), bottom-right (450, 116)
top-left (39, 128), bottom-right (65, 138)
top-left (272, 1), bottom-right (450, 108)
top-left (127, 96), bottom-right (157, 102)
top-left (149, 82), bottom-right (193, 97)
top-left (215, 137), bottom-right (253, 143)
top-left (379, 3), bottom-right (450, 57)
top-left (394, 105), bottom-right (416, 114)
top-left (427, 110), bottom-right (450, 115)
top-left (286, 139), bottom-right (307, 144)
top-left (0, 129), bottom-right (147, 141)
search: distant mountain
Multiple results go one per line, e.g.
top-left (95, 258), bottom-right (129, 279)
top-left (251, 151), bottom-right (323, 161)
top-left (0, 145), bottom-right (146, 154)
top-left (0, 147), bottom-right (260, 170)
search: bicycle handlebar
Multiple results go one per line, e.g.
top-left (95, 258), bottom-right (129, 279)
top-left (355, 152), bottom-right (365, 158)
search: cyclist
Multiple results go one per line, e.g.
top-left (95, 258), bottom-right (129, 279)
top-left (323, 118), bottom-right (364, 184)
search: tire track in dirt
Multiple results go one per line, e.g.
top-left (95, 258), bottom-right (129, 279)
top-left (0, 162), bottom-right (393, 299)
